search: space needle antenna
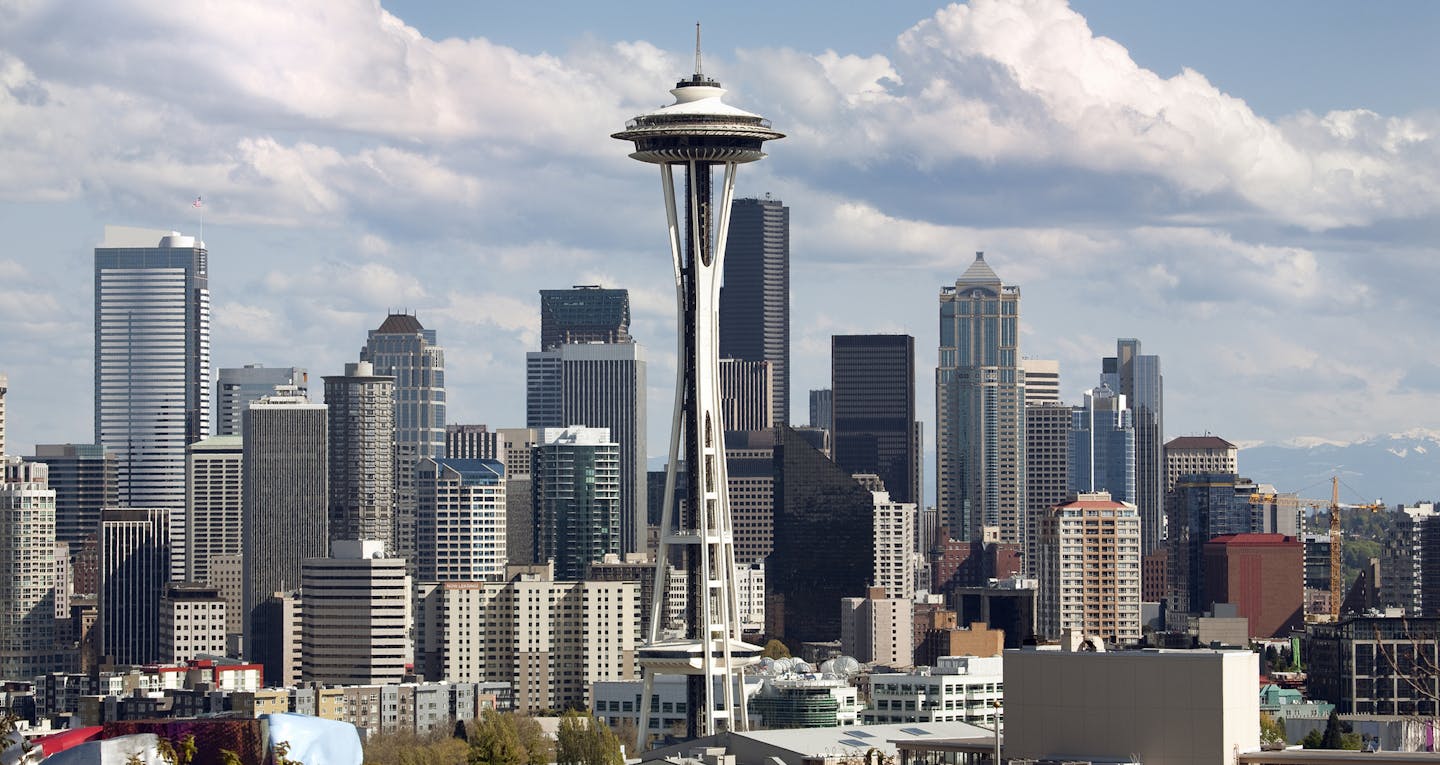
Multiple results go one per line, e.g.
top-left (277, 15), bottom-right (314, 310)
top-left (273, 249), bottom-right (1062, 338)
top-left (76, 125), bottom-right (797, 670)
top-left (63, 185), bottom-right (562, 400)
top-left (694, 22), bottom-right (703, 76)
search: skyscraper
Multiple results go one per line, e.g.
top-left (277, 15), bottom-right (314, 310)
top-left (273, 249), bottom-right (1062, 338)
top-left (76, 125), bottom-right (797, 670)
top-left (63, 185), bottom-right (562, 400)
top-left (808, 389), bottom-right (832, 432)
top-left (98, 507), bottom-right (168, 666)
top-left (526, 342), bottom-right (646, 554)
top-left (324, 362), bottom-right (396, 550)
top-left (540, 286), bottom-right (631, 349)
top-left (532, 426), bottom-right (621, 581)
top-left (28, 444), bottom-right (116, 566)
top-left (1101, 339), bottom-right (1163, 555)
top-left (301, 540), bottom-right (409, 686)
top-left (719, 195), bottom-right (790, 426)
top-left (0, 373), bottom-right (7, 456)
top-left (936, 252), bottom-right (1025, 544)
top-left (416, 458), bottom-right (506, 582)
top-left (1023, 401), bottom-right (1071, 577)
top-left (1167, 472), bottom-right (1257, 614)
top-left (216, 365), bottom-right (308, 437)
top-left (94, 227), bottom-right (210, 581)
top-left (718, 359), bottom-right (774, 432)
top-left (185, 435), bottom-right (242, 585)
top-left (831, 335), bottom-right (919, 505)
top-left (241, 390), bottom-right (327, 650)
top-left (361, 314), bottom-right (446, 568)
top-left (1020, 359), bottom-right (1060, 405)
top-left (0, 458), bottom-right (57, 678)
top-left (1038, 491), bottom-right (1141, 645)
top-left (1069, 385), bottom-right (1136, 504)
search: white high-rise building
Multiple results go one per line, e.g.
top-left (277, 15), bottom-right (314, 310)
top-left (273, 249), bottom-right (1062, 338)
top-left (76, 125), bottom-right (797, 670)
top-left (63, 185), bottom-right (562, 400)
top-left (160, 582), bottom-right (227, 663)
top-left (301, 540), bottom-right (409, 686)
top-left (0, 458), bottom-right (57, 678)
top-left (186, 435), bottom-right (242, 584)
top-left (1020, 359), bottom-right (1060, 406)
top-left (872, 490), bottom-right (917, 601)
top-left (94, 227), bottom-right (210, 582)
top-left (416, 458), bottom-right (507, 582)
top-left (1038, 491), bottom-right (1142, 645)
top-left (414, 565), bottom-right (639, 712)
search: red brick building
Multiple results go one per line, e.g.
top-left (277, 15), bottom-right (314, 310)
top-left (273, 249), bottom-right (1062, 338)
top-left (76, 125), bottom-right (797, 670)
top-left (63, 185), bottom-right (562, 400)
top-left (1203, 533), bottom-right (1303, 638)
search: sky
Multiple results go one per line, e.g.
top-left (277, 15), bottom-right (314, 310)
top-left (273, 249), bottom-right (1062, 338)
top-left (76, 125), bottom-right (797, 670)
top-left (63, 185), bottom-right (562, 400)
top-left (2, 0), bottom-right (1439, 494)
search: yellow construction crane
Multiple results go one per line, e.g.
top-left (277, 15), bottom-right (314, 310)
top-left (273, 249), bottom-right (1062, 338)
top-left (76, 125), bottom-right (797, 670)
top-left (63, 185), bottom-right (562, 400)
top-left (1249, 476), bottom-right (1384, 620)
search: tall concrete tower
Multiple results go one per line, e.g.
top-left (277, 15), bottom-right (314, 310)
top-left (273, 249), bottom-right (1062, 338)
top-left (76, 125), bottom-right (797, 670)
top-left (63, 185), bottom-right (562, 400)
top-left (613, 31), bottom-right (782, 743)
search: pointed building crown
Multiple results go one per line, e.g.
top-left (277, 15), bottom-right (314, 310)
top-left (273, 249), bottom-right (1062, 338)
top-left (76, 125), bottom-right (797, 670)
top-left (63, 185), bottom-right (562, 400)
top-left (958, 251), bottom-right (1001, 285)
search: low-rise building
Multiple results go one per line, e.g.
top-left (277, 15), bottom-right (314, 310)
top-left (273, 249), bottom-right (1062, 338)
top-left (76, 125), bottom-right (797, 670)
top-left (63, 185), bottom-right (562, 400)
top-left (863, 655), bottom-right (1002, 729)
top-left (1307, 614), bottom-right (1440, 716)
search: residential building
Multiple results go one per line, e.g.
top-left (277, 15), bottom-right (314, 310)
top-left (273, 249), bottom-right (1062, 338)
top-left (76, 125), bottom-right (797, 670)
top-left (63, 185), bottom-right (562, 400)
top-left (0, 458), bottom-right (57, 678)
top-left (1101, 339), bottom-right (1164, 556)
top-left (872, 490), bottom-right (917, 601)
top-left (215, 365), bottom-right (307, 437)
top-left (184, 436), bottom-right (242, 585)
top-left (301, 540), bottom-right (410, 686)
top-left (324, 361), bottom-right (396, 551)
top-left (863, 655), bottom-right (1004, 728)
top-left (27, 444), bottom-right (116, 567)
top-left (1164, 435), bottom-right (1238, 494)
top-left (98, 507), bottom-right (168, 666)
top-left (526, 342), bottom-right (646, 554)
top-left (1023, 401), bottom-right (1071, 577)
top-left (416, 458), bottom-right (506, 582)
top-left (1004, 647), bottom-right (1259, 765)
top-left (1383, 503), bottom-right (1439, 615)
top-left (808, 389), bottom-right (832, 433)
top-left (1203, 534), bottom-right (1304, 638)
top-left (1038, 491), bottom-right (1142, 645)
top-left (94, 227), bottom-right (210, 581)
top-left (840, 587), bottom-right (913, 667)
top-left (1068, 384), bottom-right (1136, 504)
top-left (413, 566), bottom-right (640, 712)
top-left (832, 334), bottom-right (919, 505)
top-left (719, 196), bottom-right (790, 426)
top-left (360, 313), bottom-right (446, 572)
top-left (736, 561), bottom-right (766, 634)
top-left (540, 285), bottom-right (630, 349)
top-left (719, 359), bottom-right (774, 432)
top-left (159, 582), bottom-right (226, 663)
top-left (532, 426), bottom-right (620, 580)
top-left (241, 390), bottom-right (327, 651)
top-left (936, 253), bottom-right (1024, 544)
top-left (767, 428), bottom-right (874, 645)
top-left (1307, 615), bottom-right (1440, 715)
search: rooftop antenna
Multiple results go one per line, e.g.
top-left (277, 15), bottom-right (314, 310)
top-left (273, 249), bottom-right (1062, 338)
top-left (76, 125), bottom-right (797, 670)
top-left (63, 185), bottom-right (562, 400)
top-left (694, 22), bottom-right (703, 77)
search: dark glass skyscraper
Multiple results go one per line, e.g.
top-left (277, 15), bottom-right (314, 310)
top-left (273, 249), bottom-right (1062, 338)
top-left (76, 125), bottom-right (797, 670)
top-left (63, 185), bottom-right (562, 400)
top-left (767, 427), bottom-right (874, 645)
top-left (540, 286), bottom-right (631, 350)
top-left (1102, 338), bottom-right (1163, 556)
top-left (719, 196), bottom-right (790, 426)
top-left (830, 335), bottom-right (919, 505)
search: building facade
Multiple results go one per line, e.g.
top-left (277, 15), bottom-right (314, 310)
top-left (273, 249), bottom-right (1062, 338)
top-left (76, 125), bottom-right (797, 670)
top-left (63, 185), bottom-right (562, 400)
top-left (718, 359), bottom-right (775, 433)
top-left (526, 342), bottom-right (646, 555)
top-left (241, 391), bottom-right (327, 649)
top-left (215, 365), bottom-right (307, 437)
top-left (324, 361), bottom-right (396, 551)
top-left (94, 227), bottom-right (210, 581)
top-left (532, 426), bottom-right (621, 581)
top-left (1202, 534), bottom-right (1303, 638)
top-left (719, 196), bottom-right (790, 427)
top-left (540, 286), bottom-right (631, 350)
top-left (872, 490), bottom-right (918, 601)
top-left (1068, 385), bottom-right (1136, 504)
top-left (937, 253), bottom-right (1024, 544)
top-left (416, 458), bottom-right (507, 582)
top-left (1038, 491), bottom-right (1142, 645)
top-left (0, 459), bottom-right (58, 678)
top-left (360, 314), bottom-right (446, 573)
top-left (808, 389), bottom-right (832, 433)
top-left (28, 443), bottom-right (116, 568)
top-left (301, 540), bottom-right (410, 686)
top-left (863, 655), bottom-right (1004, 728)
top-left (1167, 473), bottom-right (1257, 614)
top-left (1101, 339), bottom-right (1163, 557)
top-left (159, 582), bottom-right (227, 664)
top-left (1023, 401), bottom-right (1071, 577)
top-left (831, 334), bottom-right (919, 505)
top-left (185, 435), bottom-right (242, 585)
top-left (1164, 435), bottom-right (1238, 494)
top-left (99, 507), bottom-right (169, 666)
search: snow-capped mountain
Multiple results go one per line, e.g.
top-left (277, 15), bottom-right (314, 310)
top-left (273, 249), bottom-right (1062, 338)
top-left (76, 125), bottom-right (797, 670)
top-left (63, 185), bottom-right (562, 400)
top-left (1239, 430), bottom-right (1440, 505)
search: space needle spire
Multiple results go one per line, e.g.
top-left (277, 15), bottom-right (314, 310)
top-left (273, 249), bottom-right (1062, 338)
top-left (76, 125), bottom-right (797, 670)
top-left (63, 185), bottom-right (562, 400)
top-left (614, 33), bottom-right (783, 747)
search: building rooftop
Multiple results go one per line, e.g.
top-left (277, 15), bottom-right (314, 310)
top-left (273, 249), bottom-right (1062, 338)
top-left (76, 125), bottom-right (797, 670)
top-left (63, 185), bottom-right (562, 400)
top-left (375, 313), bottom-right (425, 334)
top-left (1206, 534), bottom-right (1301, 546)
top-left (956, 252), bottom-right (1001, 285)
top-left (1165, 435), bottom-right (1237, 450)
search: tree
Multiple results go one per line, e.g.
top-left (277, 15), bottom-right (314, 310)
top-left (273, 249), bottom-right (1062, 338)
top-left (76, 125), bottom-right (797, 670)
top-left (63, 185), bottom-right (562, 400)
top-left (1321, 710), bottom-right (1345, 749)
top-left (762, 639), bottom-right (790, 659)
top-left (1259, 713), bottom-right (1286, 748)
top-left (1301, 729), bottom-right (1324, 749)
top-left (469, 710), bottom-right (552, 765)
top-left (556, 711), bottom-right (624, 765)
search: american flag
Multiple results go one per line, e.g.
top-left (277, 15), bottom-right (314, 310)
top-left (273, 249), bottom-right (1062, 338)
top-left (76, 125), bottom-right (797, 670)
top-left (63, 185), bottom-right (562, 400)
top-left (192, 196), bottom-right (203, 208)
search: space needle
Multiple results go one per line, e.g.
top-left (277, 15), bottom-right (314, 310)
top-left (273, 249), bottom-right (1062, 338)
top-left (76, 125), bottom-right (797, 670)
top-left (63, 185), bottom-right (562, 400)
top-left (613, 28), bottom-right (783, 746)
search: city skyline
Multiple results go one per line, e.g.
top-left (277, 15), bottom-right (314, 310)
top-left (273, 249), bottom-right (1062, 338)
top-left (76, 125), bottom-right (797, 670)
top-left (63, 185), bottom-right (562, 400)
top-left (2, 1), bottom-right (1439, 510)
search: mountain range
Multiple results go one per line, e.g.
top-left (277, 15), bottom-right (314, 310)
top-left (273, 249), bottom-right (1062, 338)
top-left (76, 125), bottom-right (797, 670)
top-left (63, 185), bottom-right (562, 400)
top-left (1238, 429), bottom-right (1440, 506)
